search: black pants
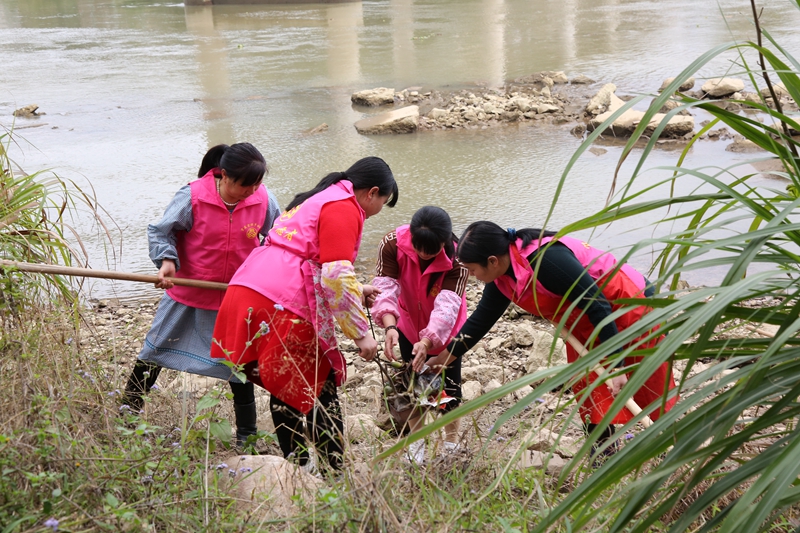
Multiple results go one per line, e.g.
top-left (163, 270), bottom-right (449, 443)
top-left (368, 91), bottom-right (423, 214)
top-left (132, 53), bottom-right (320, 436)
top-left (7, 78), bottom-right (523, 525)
top-left (124, 360), bottom-right (255, 410)
top-left (397, 330), bottom-right (462, 412)
top-left (269, 368), bottom-right (343, 470)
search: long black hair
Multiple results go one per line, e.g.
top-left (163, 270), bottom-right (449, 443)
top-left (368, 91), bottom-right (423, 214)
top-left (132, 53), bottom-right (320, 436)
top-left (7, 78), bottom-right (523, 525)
top-left (410, 206), bottom-right (457, 258)
top-left (197, 143), bottom-right (267, 186)
top-left (457, 221), bottom-right (557, 266)
top-left (286, 156), bottom-right (398, 211)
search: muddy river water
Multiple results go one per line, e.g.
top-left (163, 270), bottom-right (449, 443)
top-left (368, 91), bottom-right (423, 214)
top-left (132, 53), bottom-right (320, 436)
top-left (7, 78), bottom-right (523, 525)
top-left (1, 0), bottom-right (798, 299)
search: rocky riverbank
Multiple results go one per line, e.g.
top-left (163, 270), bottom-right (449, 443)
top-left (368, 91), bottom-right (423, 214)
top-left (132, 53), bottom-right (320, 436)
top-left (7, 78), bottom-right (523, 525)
top-left (349, 71), bottom-right (798, 144)
top-left (84, 275), bottom-right (774, 456)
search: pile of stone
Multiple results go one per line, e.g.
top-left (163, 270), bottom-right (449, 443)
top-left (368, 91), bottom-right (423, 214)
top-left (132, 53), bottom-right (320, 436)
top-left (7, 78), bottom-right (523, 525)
top-left (351, 71), bottom-right (590, 135)
top-left (349, 70), bottom-right (797, 144)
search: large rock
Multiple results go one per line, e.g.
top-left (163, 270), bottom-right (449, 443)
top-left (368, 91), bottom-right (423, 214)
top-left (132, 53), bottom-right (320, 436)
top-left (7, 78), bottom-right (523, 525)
top-left (588, 87), bottom-right (694, 138)
top-left (509, 97), bottom-right (533, 113)
top-left (537, 103), bottom-right (559, 114)
top-left (517, 450), bottom-right (567, 474)
top-left (428, 107), bottom-right (449, 121)
top-left (345, 413), bottom-right (382, 442)
top-left (523, 427), bottom-right (579, 457)
top-left (544, 71), bottom-right (569, 84)
top-left (759, 83), bottom-right (790, 99)
top-left (351, 87), bottom-right (396, 106)
top-left (659, 77), bottom-right (695, 92)
top-left (462, 364), bottom-right (503, 385)
top-left (570, 74), bottom-right (595, 85)
top-left (220, 455), bottom-right (323, 517)
top-left (462, 380), bottom-right (483, 401)
top-left (355, 106), bottom-right (419, 134)
top-left (701, 78), bottom-right (744, 98)
top-left (585, 84), bottom-right (617, 115)
top-left (13, 104), bottom-right (41, 117)
top-left (484, 379), bottom-right (502, 394)
top-left (512, 323), bottom-right (537, 347)
top-left (524, 330), bottom-right (567, 374)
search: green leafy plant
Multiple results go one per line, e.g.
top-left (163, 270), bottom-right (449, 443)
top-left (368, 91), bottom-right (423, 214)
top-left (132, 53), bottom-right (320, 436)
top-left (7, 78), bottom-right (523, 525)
top-left (0, 129), bottom-right (114, 315)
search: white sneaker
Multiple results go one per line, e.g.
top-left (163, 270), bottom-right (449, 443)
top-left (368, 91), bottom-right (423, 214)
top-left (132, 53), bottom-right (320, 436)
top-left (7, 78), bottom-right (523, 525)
top-left (405, 441), bottom-right (426, 465)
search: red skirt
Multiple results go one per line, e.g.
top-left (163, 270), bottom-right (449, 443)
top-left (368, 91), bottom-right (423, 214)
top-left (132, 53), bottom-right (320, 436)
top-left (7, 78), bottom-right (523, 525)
top-left (211, 286), bottom-right (331, 414)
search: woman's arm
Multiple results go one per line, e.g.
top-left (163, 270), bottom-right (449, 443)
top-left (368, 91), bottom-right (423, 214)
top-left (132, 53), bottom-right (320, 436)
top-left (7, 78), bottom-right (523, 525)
top-left (261, 188), bottom-right (282, 236)
top-left (147, 185), bottom-right (193, 271)
top-left (317, 200), bottom-right (376, 360)
top-left (447, 282), bottom-right (511, 358)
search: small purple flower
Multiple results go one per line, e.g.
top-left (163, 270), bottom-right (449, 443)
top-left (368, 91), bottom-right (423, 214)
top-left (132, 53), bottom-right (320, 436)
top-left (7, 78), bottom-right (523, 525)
top-left (228, 469), bottom-right (236, 477)
top-left (273, 304), bottom-right (284, 311)
top-left (171, 442), bottom-right (181, 448)
top-left (240, 467), bottom-right (252, 473)
top-left (150, 384), bottom-right (159, 390)
top-left (66, 338), bottom-right (73, 345)
top-left (215, 462), bottom-right (228, 470)
top-left (259, 321), bottom-right (270, 335)
top-left (44, 518), bottom-right (59, 531)
top-left (625, 433), bottom-right (635, 440)
top-left (142, 371), bottom-right (150, 378)
top-left (141, 475), bottom-right (153, 484)
top-left (119, 405), bottom-right (131, 411)
top-left (535, 397), bottom-right (546, 403)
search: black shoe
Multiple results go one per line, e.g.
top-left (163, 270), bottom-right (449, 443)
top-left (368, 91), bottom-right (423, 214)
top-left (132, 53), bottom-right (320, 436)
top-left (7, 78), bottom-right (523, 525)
top-left (234, 401), bottom-right (258, 450)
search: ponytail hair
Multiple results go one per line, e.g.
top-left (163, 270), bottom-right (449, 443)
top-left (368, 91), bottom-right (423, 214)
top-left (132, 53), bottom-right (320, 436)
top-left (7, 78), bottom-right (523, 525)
top-left (286, 156), bottom-right (398, 211)
top-left (197, 142), bottom-right (267, 186)
top-left (410, 206), bottom-right (456, 258)
top-left (457, 221), bottom-right (557, 266)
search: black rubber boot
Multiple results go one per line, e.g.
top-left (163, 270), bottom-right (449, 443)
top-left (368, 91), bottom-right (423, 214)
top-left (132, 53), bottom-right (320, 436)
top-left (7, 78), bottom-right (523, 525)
top-left (122, 360), bottom-right (161, 412)
top-left (270, 395), bottom-right (310, 465)
top-left (234, 401), bottom-right (259, 448)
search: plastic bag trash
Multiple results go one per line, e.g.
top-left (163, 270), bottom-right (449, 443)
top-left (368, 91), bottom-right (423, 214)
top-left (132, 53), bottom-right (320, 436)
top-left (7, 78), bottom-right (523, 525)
top-left (415, 373), bottom-right (456, 408)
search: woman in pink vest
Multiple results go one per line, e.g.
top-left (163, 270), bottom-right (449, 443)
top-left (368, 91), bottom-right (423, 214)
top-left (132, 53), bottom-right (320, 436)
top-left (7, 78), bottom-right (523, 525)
top-left (122, 143), bottom-right (281, 448)
top-left (211, 156), bottom-right (397, 472)
top-left (371, 206), bottom-right (469, 464)
top-left (424, 221), bottom-right (677, 463)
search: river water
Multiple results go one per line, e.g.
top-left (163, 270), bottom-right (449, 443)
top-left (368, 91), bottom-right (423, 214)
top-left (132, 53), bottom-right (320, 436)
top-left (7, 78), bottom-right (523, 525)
top-left (1, 0), bottom-right (798, 300)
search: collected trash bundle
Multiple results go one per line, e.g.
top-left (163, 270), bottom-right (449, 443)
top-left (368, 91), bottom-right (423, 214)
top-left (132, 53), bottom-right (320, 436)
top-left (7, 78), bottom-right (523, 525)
top-left (379, 360), bottom-right (456, 429)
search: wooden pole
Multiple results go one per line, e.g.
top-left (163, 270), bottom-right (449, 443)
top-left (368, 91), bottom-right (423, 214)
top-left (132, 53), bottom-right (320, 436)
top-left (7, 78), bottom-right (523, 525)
top-left (559, 331), bottom-right (654, 428)
top-left (0, 260), bottom-right (229, 291)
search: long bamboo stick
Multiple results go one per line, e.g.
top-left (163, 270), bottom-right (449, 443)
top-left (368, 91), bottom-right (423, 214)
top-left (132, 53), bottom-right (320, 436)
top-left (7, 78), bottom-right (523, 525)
top-left (559, 331), bottom-right (654, 428)
top-left (0, 260), bottom-right (228, 291)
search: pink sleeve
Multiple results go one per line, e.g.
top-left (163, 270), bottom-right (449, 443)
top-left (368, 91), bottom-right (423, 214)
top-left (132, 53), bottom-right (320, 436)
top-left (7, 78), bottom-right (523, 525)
top-left (320, 260), bottom-right (369, 340)
top-left (371, 276), bottom-right (401, 325)
top-left (420, 290), bottom-right (462, 350)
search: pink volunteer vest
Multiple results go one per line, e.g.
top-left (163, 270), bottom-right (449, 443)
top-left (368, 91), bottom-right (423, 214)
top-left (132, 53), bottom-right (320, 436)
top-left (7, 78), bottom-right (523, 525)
top-left (230, 180), bottom-right (364, 326)
top-left (394, 225), bottom-right (467, 353)
top-left (498, 236), bottom-right (646, 300)
top-left (167, 170), bottom-right (268, 311)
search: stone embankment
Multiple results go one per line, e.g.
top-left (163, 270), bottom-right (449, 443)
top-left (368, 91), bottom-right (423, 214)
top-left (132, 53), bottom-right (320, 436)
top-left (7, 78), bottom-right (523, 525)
top-left (349, 72), bottom-right (798, 144)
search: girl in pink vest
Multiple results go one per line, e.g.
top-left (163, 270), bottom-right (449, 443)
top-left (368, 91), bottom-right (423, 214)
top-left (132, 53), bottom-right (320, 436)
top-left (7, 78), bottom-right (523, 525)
top-left (371, 206), bottom-right (469, 464)
top-left (211, 156), bottom-right (397, 472)
top-left (122, 143), bottom-right (281, 449)
top-left (425, 221), bottom-right (677, 464)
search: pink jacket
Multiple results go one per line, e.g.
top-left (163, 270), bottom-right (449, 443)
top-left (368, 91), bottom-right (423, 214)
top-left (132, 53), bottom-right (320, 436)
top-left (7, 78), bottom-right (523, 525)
top-left (168, 170), bottom-right (268, 311)
top-left (230, 180), bottom-right (364, 383)
top-left (372, 225), bottom-right (468, 354)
